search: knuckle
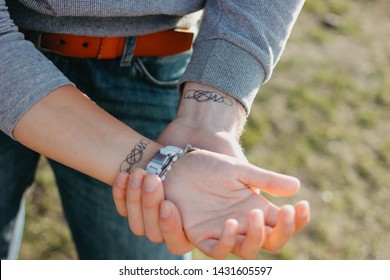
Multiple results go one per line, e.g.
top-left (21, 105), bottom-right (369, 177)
top-left (112, 191), bottom-right (125, 201)
top-left (142, 198), bottom-right (157, 210)
top-left (126, 192), bottom-right (140, 204)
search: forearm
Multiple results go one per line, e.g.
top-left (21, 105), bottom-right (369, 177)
top-left (13, 85), bottom-right (162, 185)
top-left (156, 82), bottom-right (248, 161)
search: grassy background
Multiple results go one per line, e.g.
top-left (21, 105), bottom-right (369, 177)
top-left (19, 0), bottom-right (390, 260)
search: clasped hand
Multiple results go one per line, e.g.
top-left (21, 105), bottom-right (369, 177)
top-left (112, 148), bottom-right (310, 260)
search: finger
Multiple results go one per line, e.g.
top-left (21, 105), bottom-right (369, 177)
top-left (236, 163), bottom-right (300, 196)
top-left (112, 172), bottom-right (129, 217)
top-left (197, 219), bottom-right (238, 260)
top-left (263, 205), bottom-right (295, 253)
top-left (142, 173), bottom-right (165, 243)
top-left (263, 201), bottom-right (279, 228)
top-left (159, 200), bottom-right (194, 255)
top-left (126, 168), bottom-right (146, 236)
top-left (294, 200), bottom-right (310, 233)
top-left (232, 209), bottom-right (265, 259)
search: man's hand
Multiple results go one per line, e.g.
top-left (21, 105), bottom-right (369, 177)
top-left (112, 151), bottom-right (310, 259)
top-left (162, 149), bottom-right (309, 259)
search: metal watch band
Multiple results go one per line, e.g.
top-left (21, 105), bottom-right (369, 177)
top-left (145, 144), bottom-right (198, 180)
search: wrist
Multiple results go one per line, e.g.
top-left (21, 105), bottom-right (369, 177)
top-left (119, 138), bottom-right (163, 174)
top-left (145, 144), bottom-right (198, 180)
top-left (178, 82), bottom-right (246, 139)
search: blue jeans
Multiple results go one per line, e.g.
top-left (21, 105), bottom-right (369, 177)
top-left (0, 38), bottom-right (191, 260)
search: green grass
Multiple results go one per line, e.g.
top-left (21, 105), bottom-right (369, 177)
top-left (304, 0), bottom-right (353, 16)
top-left (19, 0), bottom-right (390, 259)
top-left (20, 158), bottom-right (76, 259)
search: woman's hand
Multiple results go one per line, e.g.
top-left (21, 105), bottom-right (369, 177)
top-left (112, 169), bottom-right (194, 255)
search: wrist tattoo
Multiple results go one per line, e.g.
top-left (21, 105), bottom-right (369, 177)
top-left (120, 139), bottom-right (150, 173)
top-left (184, 89), bottom-right (233, 106)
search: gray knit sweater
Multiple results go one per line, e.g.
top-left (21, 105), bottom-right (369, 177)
top-left (0, 0), bottom-right (304, 138)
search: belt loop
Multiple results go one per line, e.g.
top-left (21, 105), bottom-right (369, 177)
top-left (28, 30), bottom-right (43, 50)
top-left (23, 30), bottom-right (51, 53)
top-left (120, 37), bottom-right (137, 67)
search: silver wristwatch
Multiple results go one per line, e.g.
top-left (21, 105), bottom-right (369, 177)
top-left (145, 144), bottom-right (198, 180)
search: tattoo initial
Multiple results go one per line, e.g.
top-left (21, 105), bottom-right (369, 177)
top-left (184, 89), bottom-right (233, 106)
top-left (120, 139), bottom-right (150, 173)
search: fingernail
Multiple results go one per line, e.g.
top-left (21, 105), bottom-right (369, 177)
top-left (116, 172), bottom-right (128, 189)
top-left (301, 200), bottom-right (310, 209)
top-left (227, 219), bottom-right (238, 235)
top-left (297, 201), bottom-right (310, 216)
top-left (284, 205), bottom-right (295, 222)
top-left (253, 210), bottom-right (263, 229)
top-left (160, 202), bottom-right (171, 219)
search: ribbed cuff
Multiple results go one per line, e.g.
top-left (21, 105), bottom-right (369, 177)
top-left (179, 39), bottom-right (266, 114)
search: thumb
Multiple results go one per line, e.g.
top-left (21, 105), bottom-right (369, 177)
top-left (236, 162), bottom-right (300, 196)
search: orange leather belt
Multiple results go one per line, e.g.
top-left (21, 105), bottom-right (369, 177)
top-left (21, 29), bottom-right (194, 59)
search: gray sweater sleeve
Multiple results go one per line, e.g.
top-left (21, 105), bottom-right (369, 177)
top-left (0, 0), bottom-right (304, 138)
top-left (0, 0), bottom-right (72, 138)
top-left (180, 0), bottom-right (305, 114)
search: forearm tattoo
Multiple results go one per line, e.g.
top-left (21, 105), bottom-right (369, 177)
top-left (184, 89), bottom-right (233, 106)
top-left (120, 139), bottom-right (150, 173)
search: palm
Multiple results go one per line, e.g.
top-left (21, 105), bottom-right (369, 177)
top-left (186, 191), bottom-right (271, 242)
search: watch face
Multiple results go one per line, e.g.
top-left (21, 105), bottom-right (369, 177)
top-left (153, 153), bottom-right (169, 165)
